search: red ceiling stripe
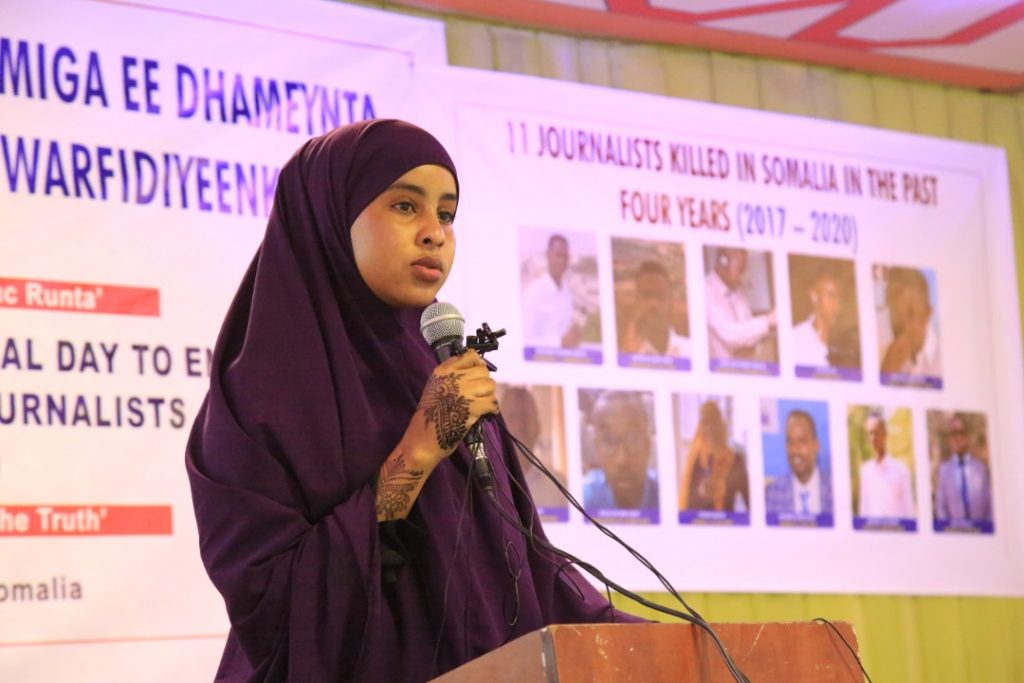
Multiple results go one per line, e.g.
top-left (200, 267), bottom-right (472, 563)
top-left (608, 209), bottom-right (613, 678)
top-left (605, 0), bottom-right (698, 22)
top-left (866, 2), bottom-right (1024, 48)
top-left (695, 0), bottom-right (844, 23)
top-left (388, 0), bottom-right (1024, 89)
top-left (790, 0), bottom-right (897, 42)
top-left (605, 0), bottom-right (843, 24)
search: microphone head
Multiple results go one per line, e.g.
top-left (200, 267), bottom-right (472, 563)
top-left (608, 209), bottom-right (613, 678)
top-left (420, 301), bottom-right (466, 348)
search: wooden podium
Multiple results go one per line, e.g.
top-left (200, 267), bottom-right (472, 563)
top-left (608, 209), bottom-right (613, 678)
top-left (432, 622), bottom-right (864, 682)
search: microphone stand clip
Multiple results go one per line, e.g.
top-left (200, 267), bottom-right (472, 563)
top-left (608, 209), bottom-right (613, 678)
top-left (462, 322), bottom-right (505, 496)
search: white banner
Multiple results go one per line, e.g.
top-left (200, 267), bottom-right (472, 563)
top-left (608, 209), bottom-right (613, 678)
top-left (411, 65), bottom-right (1024, 597)
top-left (0, 1), bottom-right (445, 680)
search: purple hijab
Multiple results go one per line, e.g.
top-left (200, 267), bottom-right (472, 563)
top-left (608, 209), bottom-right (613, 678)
top-left (186, 119), bottom-right (632, 682)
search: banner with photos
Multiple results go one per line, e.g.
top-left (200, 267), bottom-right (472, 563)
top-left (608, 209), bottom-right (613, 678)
top-left (414, 65), bottom-right (1024, 596)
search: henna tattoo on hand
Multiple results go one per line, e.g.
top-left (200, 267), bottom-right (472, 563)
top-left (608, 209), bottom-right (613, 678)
top-left (376, 452), bottom-right (425, 521)
top-left (420, 373), bottom-right (471, 450)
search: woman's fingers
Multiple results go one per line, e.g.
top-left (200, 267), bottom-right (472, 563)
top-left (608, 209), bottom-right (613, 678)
top-left (444, 349), bottom-right (486, 370)
top-left (427, 350), bottom-right (498, 425)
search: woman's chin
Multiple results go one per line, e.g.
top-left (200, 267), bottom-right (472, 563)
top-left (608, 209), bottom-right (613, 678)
top-left (385, 288), bottom-right (442, 310)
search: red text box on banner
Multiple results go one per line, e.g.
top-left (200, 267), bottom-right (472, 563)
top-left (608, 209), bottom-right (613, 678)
top-left (0, 278), bottom-right (160, 317)
top-left (0, 505), bottom-right (173, 536)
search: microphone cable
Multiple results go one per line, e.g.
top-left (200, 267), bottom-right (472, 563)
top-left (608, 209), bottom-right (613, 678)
top-left (430, 451), bottom-right (477, 679)
top-left (476, 417), bottom-right (751, 683)
top-left (813, 618), bottom-right (875, 683)
top-left (499, 418), bottom-right (707, 621)
top-left (478, 450), bottom-right (751, 683)
top-left (499, 425), bottom-right (872, 682)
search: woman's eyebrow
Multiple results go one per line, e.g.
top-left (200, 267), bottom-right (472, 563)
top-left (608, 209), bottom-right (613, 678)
top-left (386, 182), bottom-right (458, 203)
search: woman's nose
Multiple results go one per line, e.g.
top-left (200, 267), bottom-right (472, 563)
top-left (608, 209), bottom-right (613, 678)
top-left (418, 213), bottom-right (445, 247)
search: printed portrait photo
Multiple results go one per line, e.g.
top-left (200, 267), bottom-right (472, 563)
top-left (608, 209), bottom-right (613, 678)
top-left (703, 245), bottom-right (778, 375)
top-left (674, 393), bottom-right (750, 525)
top-left (579, 388), bottom-right (659, 524)
top-left (848, 405), bottom-right (917, 532)
top-left (519, 228), bottom-right (603, 364)
top-left (873, 264), bottom-right (942, 388)
top-left (926, 409), bottom-right (993, 534)
top-left (761, 398), bottom-right (834, 528)
top-left (788, 254), bottom-right (861, 381)
top-left (611, 237), bottom-right (690, 370)
top-left (497, 383), bottom-right (569, 522)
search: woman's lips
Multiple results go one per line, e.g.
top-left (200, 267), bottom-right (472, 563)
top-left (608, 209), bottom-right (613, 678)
top-left (412, 257), bottom-right (444, 282)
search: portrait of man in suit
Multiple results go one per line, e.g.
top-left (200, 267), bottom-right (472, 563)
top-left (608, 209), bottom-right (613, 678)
top-left (933, 412), bottom-right (992, 527)
top-left (765, 409), bottom-right (833, 518)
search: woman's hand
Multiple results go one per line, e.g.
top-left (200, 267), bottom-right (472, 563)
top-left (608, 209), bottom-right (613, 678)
top-left (375, 350), bottom-right (496, 521)
top-left (414, 349), bottom-right (498, 456)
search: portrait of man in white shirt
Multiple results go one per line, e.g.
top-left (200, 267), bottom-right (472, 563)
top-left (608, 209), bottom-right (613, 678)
top-left (521, 233), bottom-right (584, 350)
top-left (704, 246), bottom-right (778, 367)
top-left (856, 412), bottom-right (915, 520)
top-left (789, 255), bottom-right (861, 374)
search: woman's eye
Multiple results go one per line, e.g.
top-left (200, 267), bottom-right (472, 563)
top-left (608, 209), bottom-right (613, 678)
top-left (394, 201), bottom-right (415, 213)
top-left (438, 210), bottom-right (455, 224)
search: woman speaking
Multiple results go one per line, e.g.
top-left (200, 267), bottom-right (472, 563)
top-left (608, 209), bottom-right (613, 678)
top-left (185, 119), bottom-right (635, 682)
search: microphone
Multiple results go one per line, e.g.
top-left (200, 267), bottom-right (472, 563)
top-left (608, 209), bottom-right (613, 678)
top-left (420, 302), bottom-right (495, 496)
top-left (420, 301), bottom-right (466, 360)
